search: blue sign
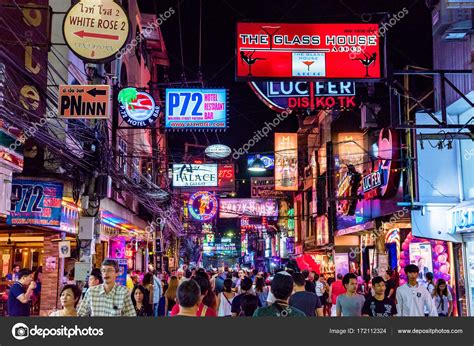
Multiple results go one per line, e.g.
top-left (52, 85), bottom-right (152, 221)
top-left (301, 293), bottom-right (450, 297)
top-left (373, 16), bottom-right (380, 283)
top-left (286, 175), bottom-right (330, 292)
top-left (8, 180), bottom-right (64, 227)
top-left (165, 88), bottom-right (227, 129)
top-left (247, 154), bottom-right (275, 170)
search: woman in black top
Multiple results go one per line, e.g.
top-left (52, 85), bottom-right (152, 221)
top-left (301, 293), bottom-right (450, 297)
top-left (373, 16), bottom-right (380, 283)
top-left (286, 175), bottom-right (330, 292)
top-left (131, 285), bottom-right (153, 317)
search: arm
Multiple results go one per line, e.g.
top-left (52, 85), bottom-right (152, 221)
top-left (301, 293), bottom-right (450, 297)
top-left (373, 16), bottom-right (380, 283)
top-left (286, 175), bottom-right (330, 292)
top-left (387, 288), bottom-right (395, 300)
top-left (316, 307), bottom-right (324, 317)
top-left (216, 294), bottom-right (221, 311)
top-left (16, 283), bottom-right (36, 304)
top-left (426, 291), bottom-right (438, 317)
top-left (148, 286), bottom-right (154, 305)
top-left (164, 298), bottom-right (168, 316)
top-left (396, 288), bottom-right (403, 317)
top-left (336, 297), bottom-right (342, 317)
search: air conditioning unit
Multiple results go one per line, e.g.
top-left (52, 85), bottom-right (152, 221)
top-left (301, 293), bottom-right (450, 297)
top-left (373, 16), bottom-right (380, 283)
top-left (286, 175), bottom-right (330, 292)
top-left (78, 217), bottom-right (95, 240)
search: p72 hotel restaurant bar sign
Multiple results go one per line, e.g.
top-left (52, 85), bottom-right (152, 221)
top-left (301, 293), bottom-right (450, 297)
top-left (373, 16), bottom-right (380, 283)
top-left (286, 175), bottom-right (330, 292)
top-left (236, 23), bottom-right (381, 80)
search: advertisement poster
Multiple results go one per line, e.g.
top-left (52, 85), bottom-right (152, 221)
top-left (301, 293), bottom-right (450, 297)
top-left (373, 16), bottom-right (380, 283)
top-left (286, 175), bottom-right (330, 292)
top-left (8, 180), bottom-right (64, 226)
top-left (219, 198), bottom-right (278, 218)
top-left (188, 191), bottom-right (218, 222)
top-left (334, 253), bottom-right (349, 276)
top-left (237, 23), bottom-right (381, 79)
top-left (165, 88), bottom-right (227, 129)
top-left (409, 242), bottom-right (433, 282)
top-left (172, 164), bottom-right (218, 187)
top-left (275, 133), bottom-right (298, 191)
top-left (58, 241), bottom-right (71, 258)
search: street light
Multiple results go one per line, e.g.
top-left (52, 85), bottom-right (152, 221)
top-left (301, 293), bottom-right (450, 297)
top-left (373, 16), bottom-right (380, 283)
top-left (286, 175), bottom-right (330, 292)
top-left (248, 154), bottom-right (266, 172)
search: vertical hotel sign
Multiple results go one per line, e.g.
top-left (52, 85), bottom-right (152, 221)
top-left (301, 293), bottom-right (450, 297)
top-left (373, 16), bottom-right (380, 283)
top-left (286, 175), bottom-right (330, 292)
top-left (1, 0), bottom-right (49, 138)
top-left (275, 133), bottom-right (298, 191)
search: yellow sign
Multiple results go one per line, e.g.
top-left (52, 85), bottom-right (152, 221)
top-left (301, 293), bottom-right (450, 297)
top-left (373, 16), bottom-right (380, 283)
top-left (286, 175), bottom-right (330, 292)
top-left (63, 0), bottom-right (130, 62)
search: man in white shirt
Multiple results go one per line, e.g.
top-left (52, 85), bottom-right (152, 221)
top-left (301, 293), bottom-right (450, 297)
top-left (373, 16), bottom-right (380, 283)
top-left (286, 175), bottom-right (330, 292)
top-left (396, 264), bottom-right (437, 317)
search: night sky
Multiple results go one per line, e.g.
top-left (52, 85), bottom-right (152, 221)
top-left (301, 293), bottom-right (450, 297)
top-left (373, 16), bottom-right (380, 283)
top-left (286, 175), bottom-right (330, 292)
top-left (138, 0), bottom-right (433, 182)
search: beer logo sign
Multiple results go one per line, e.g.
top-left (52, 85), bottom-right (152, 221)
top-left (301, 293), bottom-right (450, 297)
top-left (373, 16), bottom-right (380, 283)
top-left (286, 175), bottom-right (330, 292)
top-left (118, 88), bottom-right (160, 127)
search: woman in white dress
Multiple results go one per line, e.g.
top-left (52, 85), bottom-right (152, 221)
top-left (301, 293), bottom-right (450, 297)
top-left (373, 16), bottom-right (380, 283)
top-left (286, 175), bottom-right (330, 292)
top-left (49, 284), bottom-right (81, 317)
top-left (216, 279), bottom-right (235, 317)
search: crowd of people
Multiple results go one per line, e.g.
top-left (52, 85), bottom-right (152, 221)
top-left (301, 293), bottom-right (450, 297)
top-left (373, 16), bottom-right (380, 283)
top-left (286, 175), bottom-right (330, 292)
top-left (5, 260), bottom-right (454, 317)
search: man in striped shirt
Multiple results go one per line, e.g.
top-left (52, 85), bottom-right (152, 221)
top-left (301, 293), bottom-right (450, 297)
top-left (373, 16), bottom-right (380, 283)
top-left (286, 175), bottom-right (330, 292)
top-left (78, 259), bottom-right (136, 317)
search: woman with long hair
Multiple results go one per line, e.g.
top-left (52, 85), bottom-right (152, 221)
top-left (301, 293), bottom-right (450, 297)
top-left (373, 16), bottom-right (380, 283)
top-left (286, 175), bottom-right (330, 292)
top-left (433, 279), bottom-right (453, 317)
top-left (164, 276), bottom-right (179, 316)
top-left (196, 271), bottom-right (217, 311)
top-left (254, 276), bottom-right (269, 307)
top-left (131, 285), bottom-right (153, 317)
top-left (142, 272), bottom-right (154, 305)
top-left (49, 284), bottom-right (81, 316)
top-left (216, 278), bottom-right (236, 317)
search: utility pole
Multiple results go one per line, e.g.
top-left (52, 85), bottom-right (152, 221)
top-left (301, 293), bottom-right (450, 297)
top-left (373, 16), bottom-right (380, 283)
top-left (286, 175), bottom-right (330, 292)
top-left (326, 141), bottom-right (336, 245)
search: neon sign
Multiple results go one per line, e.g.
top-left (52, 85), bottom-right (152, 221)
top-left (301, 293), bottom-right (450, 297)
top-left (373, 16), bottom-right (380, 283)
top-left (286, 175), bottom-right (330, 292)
top-left (188, 191), bottom-right (218, 222)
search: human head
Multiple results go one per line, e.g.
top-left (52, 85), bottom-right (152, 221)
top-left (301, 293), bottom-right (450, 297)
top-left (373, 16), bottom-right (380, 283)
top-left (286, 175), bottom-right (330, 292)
top-left (177, 279), bottom-right (201, 308)
top-left (404, 264), bottom-right (420, 283)
top-left (238, 269), bottom-right (245, 279)
top-left (185, 269), bottom-right (192, 279)
top-left (271, 271), bottom-right (294, 300)
top-left (60, 284), bottom-right (81, 308)
top-left (142, 272), bottom-right (153, 286)
top-left (18, 269), bottom-right (33, 285)
top-left (342, 273), bottom-right (358, 293)
top-left (292, 272), bottom-right (305, 287)
top-left (13, 264), bottom-right (20, 273)
top-left (223, 278), bottom-right (233, 293)
top-left (371, 276), bottom-right (386, 296)
top-left (240, 276), bottom-right (253, 292)
top-left (101, 259), bottom-right (119, 285)
top-left (385, 268), bottom-right (393, 280)
top-left (177, 269), bottom-right (184, 279)
top-left (302, 269), bottom-right (309, 279)
top-left (309, 271), bottom-right (316, 281)
top-left (425, 272), bottom-right (434, 282)
top-left (194, 275), bottom-right (210, 297)
top-left (435, 279), bottom-right (448, 296)
top-left (240, 294), bottom-right (259, 316)
top-left (418, 258), bottom-right (425, 266)
top-left (88, 268), bottom-right (103, 287)
top-left (255, 276), bottom-right (265, 291)
top-left (337, 273), bottom-right (343, 280)
top-left (131, 285), bottom-right (148, 307)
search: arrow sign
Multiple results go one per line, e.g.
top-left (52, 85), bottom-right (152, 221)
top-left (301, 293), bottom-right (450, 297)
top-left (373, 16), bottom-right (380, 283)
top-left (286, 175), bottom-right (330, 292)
top-left (73, 30), bottom-right (119, 40)
top-left (87, 88), bottom-right (107, 97)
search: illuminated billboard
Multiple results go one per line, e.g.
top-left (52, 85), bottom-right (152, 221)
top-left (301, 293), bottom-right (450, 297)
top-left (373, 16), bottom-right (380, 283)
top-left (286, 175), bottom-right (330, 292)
top-left (247, 154), bottom-right (275, 170)
top-left (165, 88), bottom-right (227, 129)
top-left (219, 198), bottom-right (278, 218)
top-left (172, 164), bottom-right (218, 187)
top-left (248, 81), bottom-right (356, 112)
top-left (237, 23), bottom-right (381, 80)
top-left (275, 133), bottom-right (298, 191)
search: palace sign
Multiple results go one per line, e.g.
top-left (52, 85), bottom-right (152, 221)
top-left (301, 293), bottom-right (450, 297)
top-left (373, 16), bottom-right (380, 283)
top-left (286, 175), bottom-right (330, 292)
top-left (172, 164), bottom-right (218, 187)
top-left (237, 23), bottom-right (381, 80)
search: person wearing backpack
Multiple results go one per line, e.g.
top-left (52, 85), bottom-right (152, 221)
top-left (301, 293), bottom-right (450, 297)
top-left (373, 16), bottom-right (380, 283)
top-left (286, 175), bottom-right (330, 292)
top-left (253, 271), bottom-right (306, 317)
top-left (216, 279), bottom-right (235, 317)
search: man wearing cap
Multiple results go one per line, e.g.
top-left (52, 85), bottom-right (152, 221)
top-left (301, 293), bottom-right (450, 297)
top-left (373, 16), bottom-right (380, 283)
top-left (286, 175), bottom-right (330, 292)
top-left (396, 264), bottom-right (437, 317)
top-left (253, 271), bottom-right (306, 317)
